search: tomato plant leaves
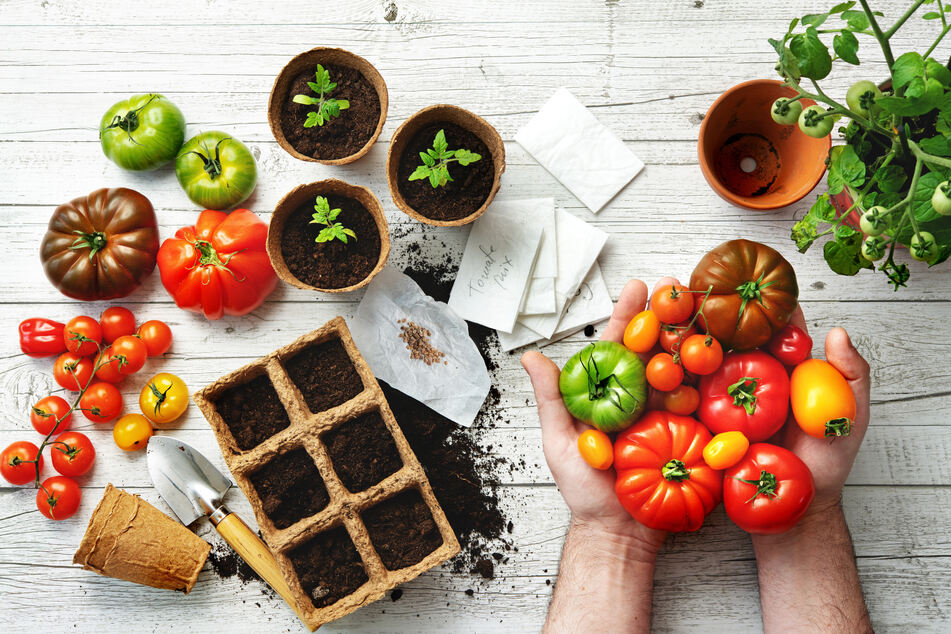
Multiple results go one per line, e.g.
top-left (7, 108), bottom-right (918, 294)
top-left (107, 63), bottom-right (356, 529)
top-left (827, 145), bottom-right (866, 195)
top-left (920, 135), bottom-right (951, 157)
top-left (833, 30), bottom-right (860, 65)
top-left (874, 164), bottom-right (908, 193)
top-left (893, 52), bottom-right (924, 91)
top-left (790, 26), bottom-right (832, 80)
top-left (823, 235), bottom-right (872, 276)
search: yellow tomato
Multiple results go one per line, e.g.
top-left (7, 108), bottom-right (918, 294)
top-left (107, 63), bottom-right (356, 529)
top-left (702, 431), bottom-right (749, 470)
top-left (790, 359), bottom-right (856, 438)
top-left (113, 414), bottom-right (154, 451)
top-left (623, 310), bottom-right (661, 353)
top-left (577, 429), bottom-right (614, 470)
top-left (139, 373), bottom-right (189, 424)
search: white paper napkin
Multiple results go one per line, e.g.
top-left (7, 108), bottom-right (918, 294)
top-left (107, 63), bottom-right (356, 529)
top-left (350, 268), bottom-right (490, 427)
top-left (516, 88), bottom-right (644, 213)
top-left (448, 202), bottom-right (543, 333)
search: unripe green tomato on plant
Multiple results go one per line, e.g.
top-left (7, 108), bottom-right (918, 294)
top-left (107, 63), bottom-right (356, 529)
top-left (100, 94), bottom-right (186, 171)
top-left (845, 80), bottom-right (882, 118)
top-left (798, 105), bottom-right (834, 138)
top-left (860, 206), bottom-right (887, 236)
top-left (910, 232), bottom-right (939, 263)
top-left (931, 181), bottom-right (951, 216)
top-left (770, 98), bottom-right (803, 125)
top-left (175, 131), bottom-right (257, 210)
top-left (861, 236), bottom-right (887, 262)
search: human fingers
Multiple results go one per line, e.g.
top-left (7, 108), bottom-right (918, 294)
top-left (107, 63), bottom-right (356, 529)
top-left (522, 350), bottom-right (576, 441)
top-left (649, 276), bottom-right (682, 304)
top-left (824, 327), bottom-right (871, 431)
top-left (600, 279), bottom-right (649, 343)
top-left (788, 304), bottom-right (808, 333)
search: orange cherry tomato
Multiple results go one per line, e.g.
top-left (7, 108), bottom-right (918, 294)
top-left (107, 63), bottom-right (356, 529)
top-left (790, 359), bottom-right (856, 438)
top-left (650, 285), bottom-right (694, 324)
top-left (680, 334), bottom-right (724, 375)
top-left (137, 320), bottom-right (173, 357)
top-left (63, 316), bottom-right (102, 357)
top-left (659, 322), bottom-right (696, 355)
top-left (53, 352), bottom-right (94, 391)
top-left (703, 431), bottom-right (750, 470)
top-left (646, 353), bottom-right (684, 392)
top-left (111, 335), bottom-right (149, 375)
top-left (663, 384), bottom-right (700, 415)
top-left (99, 306), bottom-right (136, 344)
top-left (577, 429), bottom-right (614, 470)
top-left (623, 310), bottom-right (661, 353)
top-left (94, 346), bottom-right (125, 384)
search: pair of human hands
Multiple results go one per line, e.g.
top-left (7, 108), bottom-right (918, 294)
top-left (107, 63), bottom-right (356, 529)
top-left (521, 277), bottom-right (871, 554)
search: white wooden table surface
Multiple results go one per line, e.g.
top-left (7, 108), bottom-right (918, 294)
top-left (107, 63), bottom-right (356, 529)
top-left (1, 0), bottom-right (948, 631)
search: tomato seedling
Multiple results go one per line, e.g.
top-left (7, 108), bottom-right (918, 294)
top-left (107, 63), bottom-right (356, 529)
top-left (409, 129), bottom-right (482, 188)
top-left (292, 64), bottom-right (350, 128)
top-left (310, 196), bottom-right (356, 244)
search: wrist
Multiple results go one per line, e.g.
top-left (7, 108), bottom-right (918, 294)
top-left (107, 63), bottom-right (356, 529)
top-left (568, 515), bottom-right (663, 565)
top-left (751, 498), bottom-right (846, 551)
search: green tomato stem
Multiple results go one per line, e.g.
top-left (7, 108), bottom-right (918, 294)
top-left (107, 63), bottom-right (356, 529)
top-left (662, 459), bottom-right (691, 482)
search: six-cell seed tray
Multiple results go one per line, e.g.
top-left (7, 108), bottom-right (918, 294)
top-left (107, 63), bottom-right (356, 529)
top-left (193, 316), bottom-right (460, 631)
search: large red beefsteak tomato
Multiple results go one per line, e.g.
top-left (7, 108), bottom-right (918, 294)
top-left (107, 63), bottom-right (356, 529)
top-left (157, 209), bottom-right (277, 320)
top-left (614, 410), bottom-right (722, 532)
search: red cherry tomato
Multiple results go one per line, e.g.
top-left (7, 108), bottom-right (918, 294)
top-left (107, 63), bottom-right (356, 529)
top-left (650, 285), bottom-right (694, 324)
top-left (663, 384), bottom-right (700, 415)
top-left (50, 431), bottom-right (96, 477)
top-left (1, 441), bottom-right (43, 485)
top-left (94, 346), bottom-right (125, 384)
top-left (30, 395), bottom-right (72, 435)
top-left (53, 352), bottom-right (95, 391)
top-left (680, 334), bottom-right (724, 376)
top-left (100, 306), bottom-right (136, 344)
top-left (79, 382), bottom-right (123, 423)
top-left (646, 353), bottom-right (684, 392)
top-left (137, 320), bottom-right (173, 357)
top-left (659, 322), bottom-right (696, 355)
top-left (36, 476), bottom-right (81, 520)
top-left (111, 335), bottom-right (148, 375)
top-left (724, 443), bottom-right (815, 534)
top-left (767, 324), bottom-right (813, 366)
top-left (63, 316), bottom-right (102, 357)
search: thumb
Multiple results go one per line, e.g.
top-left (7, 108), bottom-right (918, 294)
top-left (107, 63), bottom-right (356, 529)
top-left (521, 350), bottom-right (576, 440)
top-left (824, 327), bottom-right (871, 434)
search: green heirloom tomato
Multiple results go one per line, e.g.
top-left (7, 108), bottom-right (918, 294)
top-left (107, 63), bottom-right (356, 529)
top-left (860, 206), bottom-right (887, 236)
top-left (910, 231), bottom-right (939, 263)
top-left (175, 131), bottom-right (257, 210)
top-left (559, 341), bottom-right (647, 433)
top-left (771, 98), bottom-right (803, 126)
top-left (845, 80), bottom-right (882, 118)
top-left (798, 105), bottom-right (834, 138)
top-left (100, 94), bottom-right (186, 171)
top-left (932, 181), bottom-right (951, 216)
top-left (862, 236), bottom-right (887, 261)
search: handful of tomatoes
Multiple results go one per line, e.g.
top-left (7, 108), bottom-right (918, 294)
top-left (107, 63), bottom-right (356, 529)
top-left (6, 308), bottom-right (185, 521)
top-left (567, 239), bottom-right (859, 535)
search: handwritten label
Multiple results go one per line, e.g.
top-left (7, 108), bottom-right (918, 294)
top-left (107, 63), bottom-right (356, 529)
top-left (468, 245), bottom-right (514, 296)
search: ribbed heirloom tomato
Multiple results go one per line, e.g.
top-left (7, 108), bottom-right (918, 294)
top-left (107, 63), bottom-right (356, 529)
top-left (614, 411), bottom-right (722, 532)
top-left (560, 342), bottom-right (648, 433)
top-left (158, 209), bottom-right (277, 320)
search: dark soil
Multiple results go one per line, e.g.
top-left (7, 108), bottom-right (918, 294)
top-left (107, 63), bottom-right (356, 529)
top-left (280, 63), bottom-right (381, 160)
top-left (214, 373), bottom-right (291, 451)
top-left (289, 526), bottom-right (369, 609)
top-left (283, 338), bottom-right (363, 413)
top-left (248, 447), bottom-right (330, 529)
top-left (362, 489), bottom-right (442, 570)
top-left (324, 410), bottom-right (403, 493)
top-left (280, 194), bottom-right (381, 289)
top-left (396, 122), bottom-right (494, 221)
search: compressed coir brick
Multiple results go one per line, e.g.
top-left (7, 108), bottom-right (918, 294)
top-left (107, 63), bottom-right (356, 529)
top-left (193, 317), bottom-right (460, 631)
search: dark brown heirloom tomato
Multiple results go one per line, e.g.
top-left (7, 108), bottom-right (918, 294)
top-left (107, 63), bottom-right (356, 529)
top-left (40, 188), bottom-right (159, 301)
top-left (689, 239), bottom-right (798, 351)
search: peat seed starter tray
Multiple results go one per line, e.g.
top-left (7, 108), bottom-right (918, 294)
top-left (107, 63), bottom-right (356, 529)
top-left (193, 316), bottom-right (460, 631)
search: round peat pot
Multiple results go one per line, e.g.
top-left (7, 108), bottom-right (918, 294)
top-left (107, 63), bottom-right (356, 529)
top-left (386, 104), bottom-right (505, 226)
top-left (267, 47), bottom-right (387, 165)
top-left (698, 79), bottom-right (831, 210)
top-left (267, 179), bottom-right (390, 293)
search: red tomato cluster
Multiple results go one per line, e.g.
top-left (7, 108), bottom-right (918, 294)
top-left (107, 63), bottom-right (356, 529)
top-left (7, 308), bottom-right (174, 520)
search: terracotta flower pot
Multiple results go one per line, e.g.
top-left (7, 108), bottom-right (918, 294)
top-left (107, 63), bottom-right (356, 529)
top-left (698, 79), bottom-right (831, 210)
top-left (267, 179), bottom-right (390, 293)
top-left (268, 48), bottom-right (388, 165)
top-left (386, 104), bottom-right (505, 226)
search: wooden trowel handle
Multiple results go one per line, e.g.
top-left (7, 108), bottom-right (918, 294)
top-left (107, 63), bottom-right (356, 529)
top-left (215, 511), bottom-right (313, 630)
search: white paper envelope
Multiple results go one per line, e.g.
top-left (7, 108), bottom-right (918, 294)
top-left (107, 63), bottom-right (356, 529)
top-left (448, 202), bottom-right (543, 333)
top-left (542, 262), bottom-right (614, 345)
top-left (520, 276), bottom-right (555, 315)
top-left (350, 268), bottom-right (490, 427)
top-left (516, 88), bottom-right (644, 213)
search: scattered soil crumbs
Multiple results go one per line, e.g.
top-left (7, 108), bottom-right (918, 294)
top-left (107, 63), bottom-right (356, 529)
top-left (390, 588), bottom-right (403, 602)
top-left (324, 410), bottom-right (403, 493)
top-left (290, 526), bottom-right (369, 609)
top-left (363, 489), bottom-right (443, 570)
top-left (214, 373), bottom-right (291, 450)
top-left (283, 338), bottom-right (363, 413)
top-left (248, 447), bottom-right (329, 529)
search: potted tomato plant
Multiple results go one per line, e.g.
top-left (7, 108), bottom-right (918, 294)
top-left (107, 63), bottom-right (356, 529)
top-left (267, 47), bottom-right (388, 165)
top-left (770, 1), bottom-right (951, 288)
top-left (386, 104), bottom-right (505, 226)
top-left (266, 180), bottom-right (390, 293)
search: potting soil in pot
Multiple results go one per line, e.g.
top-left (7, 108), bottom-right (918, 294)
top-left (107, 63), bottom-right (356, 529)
top-left (323, 409), bottom-right (403, 493)
top-left (248, 447), bottom-right (330, 529)
top-left (213, 373), bottom-right (292, 450)
top-left (289, 526), bottom-right (369, 608)
top-left (397, 122), bottom-right (494, 221)
top-left (280, 64), bottom-right (381, 160)
top-left (280, 194), bottom-right (382, 289)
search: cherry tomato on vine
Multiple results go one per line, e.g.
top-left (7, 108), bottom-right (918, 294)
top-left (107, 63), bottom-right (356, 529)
top-left (99, 306), bottom-right (136, 344)
top-left (770, 98), bottom-right (802, 125)
top-left (137, 320), bottom-right (173, 357)
top-left (650, 285), bottom-right (694, 324)
top-left (53, 352), bottom-right (94, 391)
top-left (1, 441), bottom-right (42, 485)
top-left (845, 80), bottom-right (882, 117)
top-left (910, 231), bottom-right (939, 262)
top-left (680, 334), bottom-right (723, 376)
top-left (36, 475), bottom-right (81, 520)
top-left (50, 431), bottom-right (96, 477)
top-left (113, 414), bottom-right (154, 451)
top-left (111, 334), bottom-right (148, 375)
top-left (702, 431), bottom-right (750, 470)
top-left (766, 324), bottom-right (812, 366)
top-left (30, 395), bottom-right (72, 435)
top-left (862, 236), bottom-right (887, 262)
top-left (623, 310), bottom-right (660, 353)
top-left (798, 104), bottom-right (834, 138)
top-left (790, 359), bottom-right (856, 438)
top-left (80, 382), bottom-right (123, 423)
top-left (63, 316), bottom-right (102, 356)
top-left (646, 353), bottom-right (684, 392)
top-left (663, 384), bottom-right (700, 416)
top-left (659, 323), bottom-right (696, 355)
top-left (859, 206), bottom-right (887, 236)
top-left (94, 346), bottom-right (125, 384)
top-left (577, 429), bottom-right (613, 470)
top-left (932, 181), bottom-right (951, 216)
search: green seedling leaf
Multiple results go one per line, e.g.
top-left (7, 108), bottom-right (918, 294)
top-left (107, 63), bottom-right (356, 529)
top-left (310, 196), bottom-right (356, 245)
top-left (410, 129), bottom-right (482, 188)
top-left (292, 65), bottom-right (349, 130)
top-left (409, 165), bottom-right (433, 181)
